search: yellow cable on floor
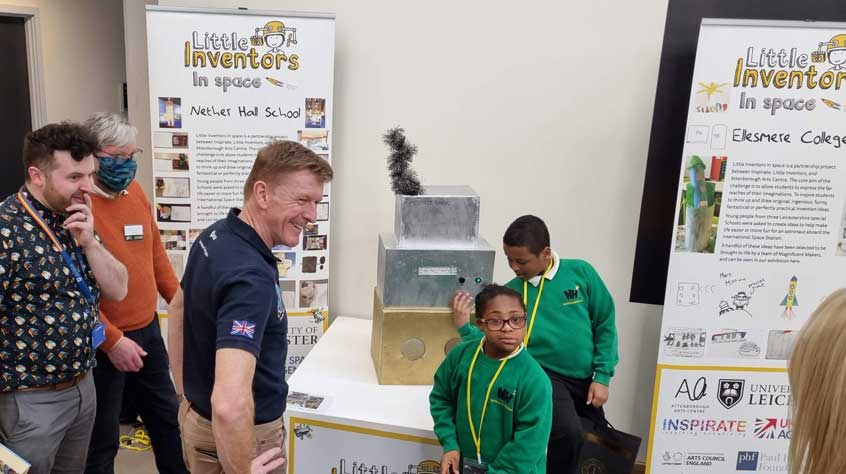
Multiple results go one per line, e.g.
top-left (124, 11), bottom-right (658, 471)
top-left (119, 428), bottom-right (152, 452)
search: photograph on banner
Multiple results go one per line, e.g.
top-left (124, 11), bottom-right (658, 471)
top-left (274, 251), bottom-right (297, 278)
top-left (764, 330), bottom-right (800, 360)
top-left (299, 279), bottom-right (328, 308)
top-left (154, 152), bottom-right (190, 172)
top-left (160, 229), bottom-right (188, 250)
top-left (301, 254), bottom-right (328, 274)
top-left (287, 417), bottom-right (442, 474)
top-left (158, 97), bottom-right (183, 128)
top-left (156, 203), bottom-right (191, 222)
top-left (674, 154), bottom-right (724, 254)
top-left (279, 280), bottom-right (297, 310)
top-left (153, 131), bottom-right (189, 149)
top-left (303, 234), bottom-right (328, 251)
top-left (187, 228), bottom-right (203, 247)
top-left (155, 176), bottom-right (191, 199)
top-left (305, 97), bottom-right (326, 128)
top-left (317, 200), bottom-right (329, 221)
top-left (298, 130), bottom-right (329, 152)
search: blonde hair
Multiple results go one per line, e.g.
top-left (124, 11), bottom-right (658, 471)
top-left (788, 288), bottom-right (846, 474)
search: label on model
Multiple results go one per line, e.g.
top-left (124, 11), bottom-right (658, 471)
top-left (417, 266), bottom-right (458, 276)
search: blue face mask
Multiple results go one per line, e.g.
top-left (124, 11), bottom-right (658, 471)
top-left (97, 156), bottom-right (137, 192)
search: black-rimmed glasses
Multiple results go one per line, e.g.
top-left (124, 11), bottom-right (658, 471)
top-left (479, 316), bottom-right (527, 331)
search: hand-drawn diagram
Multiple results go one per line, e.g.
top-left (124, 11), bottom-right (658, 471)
top-left (675, 273), bottom-right (766, 318)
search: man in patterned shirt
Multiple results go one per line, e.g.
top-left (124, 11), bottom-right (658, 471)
top-left (0, 122), bottom-right (128, 474)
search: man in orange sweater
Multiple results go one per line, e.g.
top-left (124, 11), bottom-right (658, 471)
top-left (83, 113), bottom-right (187, 474)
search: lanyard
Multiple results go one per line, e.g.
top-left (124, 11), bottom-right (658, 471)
top-left (466, 338), bottom-right (511, 464)
top-left (522, 258), bottom-right (554, 345)
top-left (16, 192), bottom-right (95, 308)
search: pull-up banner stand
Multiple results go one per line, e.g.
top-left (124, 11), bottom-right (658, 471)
top-left (648, 18), bottom-right (846, 473)
top-left (146, 6), bottom-right (335, 378)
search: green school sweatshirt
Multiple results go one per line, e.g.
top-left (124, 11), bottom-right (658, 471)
top-left (459, 259), bottom-right (618, 385)
top-left (429, 338), bottom-right (552, 474)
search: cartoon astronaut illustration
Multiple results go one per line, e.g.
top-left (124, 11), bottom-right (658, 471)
top-left (826, 34), bottom-right (846, 70)
top-left (253, 20), bottom-right (297, 52)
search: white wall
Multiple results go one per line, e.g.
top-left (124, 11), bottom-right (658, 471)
top-left (1, 0), bottom-right (126, 122)
top-left (123, 0), bottom-right (158, 208)
top-left (131, 0), bottom-right (669, 459)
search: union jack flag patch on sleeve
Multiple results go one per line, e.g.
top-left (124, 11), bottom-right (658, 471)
top-left (230, 320), bottom-right (256, 339)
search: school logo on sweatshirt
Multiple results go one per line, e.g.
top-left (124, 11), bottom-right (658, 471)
top-left (563, 285), bottom-right (583, 306)
top-left (496, 387), bottom-right (515, 404)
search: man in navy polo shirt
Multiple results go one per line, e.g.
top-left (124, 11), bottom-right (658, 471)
top-left (175, 140), bottom-right (333, 474)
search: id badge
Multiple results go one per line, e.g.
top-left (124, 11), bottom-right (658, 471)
top-left (92, 323), bottom-right (106, 350)
top-left (462, 458), bottom-right (488, 474)
top-left (124, 224), bottom-right (143, 241)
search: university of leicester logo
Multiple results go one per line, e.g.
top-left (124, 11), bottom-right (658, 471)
top-left (718, 379), bottom-right (745, 409)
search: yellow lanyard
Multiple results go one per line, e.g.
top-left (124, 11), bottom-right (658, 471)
top-left (466, 338), bottom-right (510, 464)
top-left (523, 258), bottom-right (554, 345)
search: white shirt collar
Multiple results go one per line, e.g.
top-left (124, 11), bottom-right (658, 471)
top-left (503, 343), bottom-right (525, 360)
top-left (482, 340), bottom-right (526, 360)
top-left (527, 250), bottom-right (559, 287)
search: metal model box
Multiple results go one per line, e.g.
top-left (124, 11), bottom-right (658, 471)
top-left (370, 290), bottom-right (463, 385)
top-left (372, 184), bottom-right (494, 385)
top-left (376, 233), bottom-right (495, 307)
top-left (394, 186), bottom-right (480, 246)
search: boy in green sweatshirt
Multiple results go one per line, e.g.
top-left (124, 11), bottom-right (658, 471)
top-left (452, 215), bottom-right (618, 474)
top-left (430, 284), bottom-right (552, 474)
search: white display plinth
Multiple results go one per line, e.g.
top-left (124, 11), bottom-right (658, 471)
top-left (284, 317), bottom-right (444, 474)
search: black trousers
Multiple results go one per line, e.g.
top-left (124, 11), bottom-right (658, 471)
top-left (546, 371), bottom-right (605, 474)
top-left (85, 316), bottom-right (187, 474)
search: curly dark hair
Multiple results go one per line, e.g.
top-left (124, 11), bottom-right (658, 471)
top-left (23, 122), bottom-right (98, 177)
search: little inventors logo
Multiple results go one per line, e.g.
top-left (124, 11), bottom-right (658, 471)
top-left (718, 379), bottom-right (744, 409)
top-left (183, 18), bottom-right (302, 92)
